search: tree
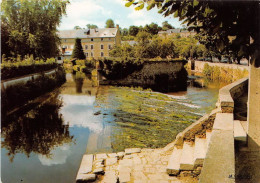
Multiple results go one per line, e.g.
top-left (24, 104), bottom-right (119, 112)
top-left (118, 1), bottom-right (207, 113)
top-left (1, 0), bottom-right (69, 59)
top-left (121, 28), bottom-right (129, 36)
top-left (86, 24), bottom-right (98, 29)
top-left (72, 38), bottom-right (86, 60)
top-left (143, 22), bottom-right (162, 35)
top-left (74, 26), bottom-right (81, 30)
top-left (129, 25), bottom-right (140, 36)
top-left (105, 19), bottom-right (115, 28)
top-left (162, 21), bottom-right (174, 30)
top-left (126, 0), bottom-right (260, 67)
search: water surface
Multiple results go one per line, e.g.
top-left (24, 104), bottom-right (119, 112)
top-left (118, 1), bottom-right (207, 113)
top-left (1, 73), bottom-right (219, 183)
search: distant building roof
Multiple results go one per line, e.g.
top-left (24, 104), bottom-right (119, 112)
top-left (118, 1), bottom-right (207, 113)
top-left (58, 28), bottom-right (118, 39)
top-left (158, 28), bottom-right (195, 34)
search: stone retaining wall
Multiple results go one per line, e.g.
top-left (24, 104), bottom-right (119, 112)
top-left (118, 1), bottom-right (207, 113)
top-left (99, 61), bottom-right (187, 92)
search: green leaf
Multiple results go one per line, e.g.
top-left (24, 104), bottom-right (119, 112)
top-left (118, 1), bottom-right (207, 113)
top-left (147, 3), bottom-right (155, 10)
top-left (193, 0), bottom-right (199, 7)
top-left (174, 11), bottom-right (178, 18)
top-left (125, 1), bottom-right (134, 7)
top-left (135, 3), bottom-right (144, 11)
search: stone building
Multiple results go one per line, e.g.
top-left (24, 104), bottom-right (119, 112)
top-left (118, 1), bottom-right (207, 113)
top-left (158, 28), bottom-right (196, 38)
top-left (58, 25), bottom-right (121, 59)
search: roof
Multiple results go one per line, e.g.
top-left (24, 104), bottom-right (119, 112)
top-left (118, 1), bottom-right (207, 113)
top-left (58, 28), bottom-right (118, 39)
top-left (158, 28), bottom-right (195, 34)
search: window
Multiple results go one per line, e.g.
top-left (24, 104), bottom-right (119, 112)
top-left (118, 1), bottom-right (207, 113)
top-left (101, 45), bottom-right (104, 49)
top-left (64, 39), bottom-right (67, 42)
top-left (91, 38), bottom-right (93, 41)
top-left (91, 45), bottom-right (94, 50)
top-left (101, 52), bottom-right (104, 57)
top-left (58, 57), bottom-right (61, 60)
top-left (85, 53), bottom-right (88, 57)
top-left (101, 38), bottom-right (103, 41)
top-left (85, 45), bottom-right (88, 50)
top-left (91, 52), bottom-right (93, 57)
top-left (108, 45), bottom-right (112, 50)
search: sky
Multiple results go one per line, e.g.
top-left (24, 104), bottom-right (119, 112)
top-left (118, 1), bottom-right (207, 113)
top-left (59, 0), bottom-right (183, 30)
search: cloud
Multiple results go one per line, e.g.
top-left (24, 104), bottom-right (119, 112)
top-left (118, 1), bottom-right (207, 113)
top-left (59, 0), bottom-right (113, 29)
top-left (38, 144), bottom-right (71, 166)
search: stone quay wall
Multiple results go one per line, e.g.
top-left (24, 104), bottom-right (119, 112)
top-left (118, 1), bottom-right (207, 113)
top-left (189, 60), bottom-right (249, 73)
top-left (98, 60), bottom-right (187, 92)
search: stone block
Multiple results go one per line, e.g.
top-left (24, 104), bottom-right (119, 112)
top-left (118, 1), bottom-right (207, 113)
top-left (199, 130), bottom-right (235, 183)
top-left (76, 173), bottom-right (96, 183)
top-left (106, 158), bottom-right (118, 166)
top-left (96, 153), bottom-right (108, 160)
top-left (119, 171), bottom-right (131, 183)
top-left (167, 147), bottom-right (182, 175)
top-left (125, 148), bottom-right (141, 155)
top-left (180, 142), bottom-right (194, 170)
top-left (107, 153), bottom-right (118, 158)
top-left (213, 113), bottom-right (233, 131)
top-left (102, 170), bottom-right (118, 183)
top-left (93, 167), bottom-right (104, 174)
top-left (77, 154), bottom-right (93, 174)
top-left (117, 152), bottom-right (125, 159)
top-left (234, 120), bottom-right (247, 142)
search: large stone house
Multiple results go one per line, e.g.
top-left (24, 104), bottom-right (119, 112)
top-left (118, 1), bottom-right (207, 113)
top-left (158, 28), bottom-right (196, 38)
top-left (58, 25), bottom-right (121, 59)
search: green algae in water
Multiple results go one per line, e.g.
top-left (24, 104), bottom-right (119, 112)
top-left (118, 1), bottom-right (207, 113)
top-left (95, 86), bottom-right (202, 152)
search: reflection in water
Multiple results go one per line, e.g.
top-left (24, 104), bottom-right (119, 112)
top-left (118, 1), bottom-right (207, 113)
top-left (1, 72), bottom-right (220, 183)
top-left (38, 144), bottom-right (71, 166)
top-left (1, 93), bottom-right (74, 162)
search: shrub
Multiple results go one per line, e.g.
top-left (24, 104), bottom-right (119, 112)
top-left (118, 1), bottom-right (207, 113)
top-left (1, 56), bottom-right (57, 80)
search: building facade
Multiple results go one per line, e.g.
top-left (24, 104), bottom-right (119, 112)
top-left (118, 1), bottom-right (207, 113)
top-left (158, 28), bottom-right (196, 38)
top-left (58, 25), bottom-right (121, 59)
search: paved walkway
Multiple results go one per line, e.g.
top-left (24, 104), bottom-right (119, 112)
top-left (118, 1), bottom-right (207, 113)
top-left (77, 148), bottom-right (199, 183)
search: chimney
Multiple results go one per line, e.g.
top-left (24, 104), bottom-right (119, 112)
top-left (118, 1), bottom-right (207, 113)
top-left (116, 24), bottom-right (119, 29)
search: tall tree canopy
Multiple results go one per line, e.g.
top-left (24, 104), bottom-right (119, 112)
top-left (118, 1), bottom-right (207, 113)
top-left (86, 24), bottom-right (98, 29)
top-left (143, 22), bottom-right (162, 35)
top-left (126, 0), bottom-right (259, 66)
top-left (105, 19), bottom-right (115, 28)
top-left (74, 26), bottom-right (82, 30)
top-left (162, 21), bottom-right (174, 30)
top-left (72, 38), bottom-right (86, 60)
top-left (1, 0), bottom-right (69, 59)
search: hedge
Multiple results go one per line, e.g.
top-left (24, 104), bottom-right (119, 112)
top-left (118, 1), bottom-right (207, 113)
top-left (1, 57), bottom-right (58, 80)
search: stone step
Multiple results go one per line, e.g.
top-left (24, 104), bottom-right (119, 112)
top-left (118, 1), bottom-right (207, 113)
top-left (234, 120), bottom-right (247, 143)
top-left (206, 131), bottom-right (212, 147)
top-left (166, 147), bottom-right (182, 175)
top-left (180, 142), bottom-right (195, 170)
top-left (194, 137), bottom-right (207, 167)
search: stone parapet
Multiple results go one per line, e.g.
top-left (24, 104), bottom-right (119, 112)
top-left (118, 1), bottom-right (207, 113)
top-left (218, 77), bottom-right (248, 113)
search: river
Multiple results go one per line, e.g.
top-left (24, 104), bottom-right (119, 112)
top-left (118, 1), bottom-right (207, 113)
top-left (1, 73), bottom-right (219, 183)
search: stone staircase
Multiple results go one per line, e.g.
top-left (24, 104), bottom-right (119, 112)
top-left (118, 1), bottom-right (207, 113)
top-left (167, 131), bottom-right (212, 175)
